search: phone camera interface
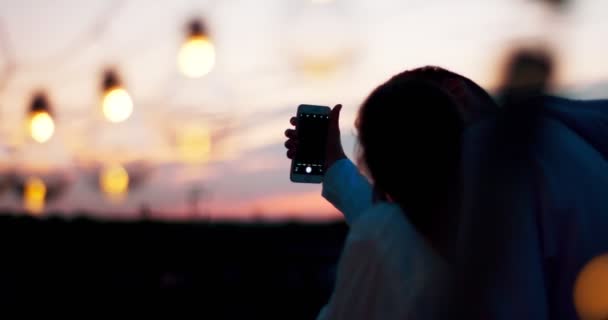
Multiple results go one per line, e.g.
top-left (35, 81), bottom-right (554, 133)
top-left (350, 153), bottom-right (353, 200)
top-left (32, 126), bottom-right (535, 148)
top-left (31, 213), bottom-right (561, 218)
top-left (292, 112), bottom-right (329, 176)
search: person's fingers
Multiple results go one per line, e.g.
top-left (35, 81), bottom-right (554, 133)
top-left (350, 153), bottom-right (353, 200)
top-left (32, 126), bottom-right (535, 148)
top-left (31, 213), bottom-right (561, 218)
top-left (324, 104), bottom-right (346, 169)
top-left (290, 117), bottom-right (297, 126)
top-left (287, 149), bottom-right (296, 159)
top-left (284, 129), bottom-right (297, 139)
top-left (330, 104), bottom-right (342, 129)
top-left (284, 139), bottom-right (298, 149)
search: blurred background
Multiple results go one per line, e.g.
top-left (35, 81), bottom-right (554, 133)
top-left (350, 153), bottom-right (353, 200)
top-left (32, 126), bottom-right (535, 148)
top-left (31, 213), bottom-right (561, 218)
top-left (0, 0), bottom-right (606, 315)
top-left (0, 0), bottom-right (607, 220)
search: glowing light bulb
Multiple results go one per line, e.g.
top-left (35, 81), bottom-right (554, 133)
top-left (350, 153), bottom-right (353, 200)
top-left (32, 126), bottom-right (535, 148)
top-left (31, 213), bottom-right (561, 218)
top-left (574, 254), bottom-right (608, 320)
top-left (178, 35), bottom-right (216, 78)
top-left (286, 6), bottom-right (356, 79)
top-left (28, 111), bottom-right (55, 143)
top-left (24, 177), bottom-right (46, 215)
top-left (176, 125), bottom-right (212, 164)
top-left (101, 87), bottom-right (133, 123)
top-left (100, 164), bottom-right (129, 201)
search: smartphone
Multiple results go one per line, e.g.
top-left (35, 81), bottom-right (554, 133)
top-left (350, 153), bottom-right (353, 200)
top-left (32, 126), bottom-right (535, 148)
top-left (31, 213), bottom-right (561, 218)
top-left (290, 104), bottom-right (331, 184)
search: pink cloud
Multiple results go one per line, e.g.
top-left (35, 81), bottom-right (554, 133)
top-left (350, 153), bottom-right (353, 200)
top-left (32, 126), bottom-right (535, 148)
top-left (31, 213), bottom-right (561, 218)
top-left (166, 190), bottom-right (343, 223)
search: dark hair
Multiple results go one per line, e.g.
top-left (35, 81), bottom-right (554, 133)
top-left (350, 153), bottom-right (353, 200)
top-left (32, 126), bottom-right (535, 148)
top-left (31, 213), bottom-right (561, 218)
top-left (356, 71), bottom-right (465, 241)
top-left (399, 66), bottom-right (497, 122)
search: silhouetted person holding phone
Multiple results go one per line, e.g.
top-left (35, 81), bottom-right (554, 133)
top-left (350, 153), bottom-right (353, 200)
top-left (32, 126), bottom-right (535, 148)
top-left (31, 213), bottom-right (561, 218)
top-left (286, 67), bottom-right (498, 319)
top-left (285, 64), bottom-right (608, 319)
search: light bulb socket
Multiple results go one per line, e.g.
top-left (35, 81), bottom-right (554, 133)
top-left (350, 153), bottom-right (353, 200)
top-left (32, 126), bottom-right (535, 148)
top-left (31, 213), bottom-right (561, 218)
top-left (102, 69), bottom-right (121, 91)
top-left (30, 92), bottom-right (52, 115)
top-left (543, 0), bottom-right (570, 10)
top-left (188, 19), bottom-right (207, 38)
top-left (503, 48), bottom-right (554, 94)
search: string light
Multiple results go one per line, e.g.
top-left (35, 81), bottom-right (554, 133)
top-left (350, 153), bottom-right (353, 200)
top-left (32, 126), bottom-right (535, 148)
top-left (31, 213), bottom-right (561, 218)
top-left (23, 177), bottom-right (46, 215)
top-left (101, 69), bottom-right (133, 123)
top-left (99, 163), bottom-right (129, 201)
top-left (574, 254), bottom-right (608, 320)
top-left (176, 124), bottom-right (212, 164)
top-left (285, 3), bottom-right (357, 79)
top-left (178, 19), bottom-right (215, 78)
top-left (541, 0), bottom-right (570, 11)
top-left (27, 93), bottom-right (55, 144)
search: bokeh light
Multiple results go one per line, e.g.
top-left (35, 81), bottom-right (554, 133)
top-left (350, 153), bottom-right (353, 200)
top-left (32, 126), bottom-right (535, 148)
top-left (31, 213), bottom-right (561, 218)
top-left (176, 125), bottom-right (212, 164)
top-left (23, 177), bottom-right (46, 215)
top-left (28, 111), bottom-right (55, 144)
top-left (100, 164), bottom-right (129, 201)
top-left (574, 254), bottom-right (608, 320)
top-left (298, 56), bottom-right (345, 78)
top-left (284, 2), bottom-right (357, 79)
top-left (101, 87), bottom-right (134, 123)
top-left (178, 35), bottom-right (216, 78)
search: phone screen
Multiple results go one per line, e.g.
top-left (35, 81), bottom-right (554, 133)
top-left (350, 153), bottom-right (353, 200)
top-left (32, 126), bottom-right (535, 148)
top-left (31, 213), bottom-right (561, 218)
top-left (292, 111), bottom-right (330, 176)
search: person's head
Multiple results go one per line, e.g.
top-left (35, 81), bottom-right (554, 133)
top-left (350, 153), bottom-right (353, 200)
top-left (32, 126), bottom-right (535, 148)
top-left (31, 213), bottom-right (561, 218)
top-left (356, 67), bottom-right (494, 250)
top-left (397, 66), bottom-right (498, 123)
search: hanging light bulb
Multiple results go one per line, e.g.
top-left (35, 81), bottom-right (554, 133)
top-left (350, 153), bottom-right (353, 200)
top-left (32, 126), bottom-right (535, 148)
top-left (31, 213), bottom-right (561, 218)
top-left (27, 93), bottom-right (55, 144)
top-left (178, 19), bottom-right (215, 78)
top-left (574, 254), bottom-right (608, 320)
top-left (541, 0), bottom-right (570, 10)
top-left (176, 124), bottom-right (212, 164)
top-left (101, 69), bottom-right (133, 123)
top-left (284, 3), bottom-right (357, 79)
top-left (23, 177), bottom-right (46, 215)
top-left (99, 163), bottom-right (129, 201)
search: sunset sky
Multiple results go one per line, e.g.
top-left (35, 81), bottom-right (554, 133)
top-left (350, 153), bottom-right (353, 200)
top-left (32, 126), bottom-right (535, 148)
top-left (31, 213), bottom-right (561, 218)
top-left (0, 0), bottom-right (607, 221)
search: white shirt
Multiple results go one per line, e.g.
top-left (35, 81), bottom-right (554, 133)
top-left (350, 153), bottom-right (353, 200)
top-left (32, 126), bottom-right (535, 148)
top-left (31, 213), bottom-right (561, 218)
top-left (315, 97), bottom-right (608, 320)
top-left (317, 159), bottom-right (447, 320)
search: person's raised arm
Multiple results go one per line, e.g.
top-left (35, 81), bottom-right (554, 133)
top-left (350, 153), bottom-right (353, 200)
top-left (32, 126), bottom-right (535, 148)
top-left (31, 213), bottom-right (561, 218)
top-left (285, 104), bottom-right (373, 225)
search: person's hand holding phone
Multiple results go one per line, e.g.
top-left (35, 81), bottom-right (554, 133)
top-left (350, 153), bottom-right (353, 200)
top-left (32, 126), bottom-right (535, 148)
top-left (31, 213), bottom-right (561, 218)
top-left (284, 104), bottom-right (346, 172)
